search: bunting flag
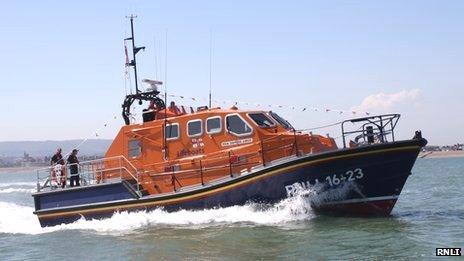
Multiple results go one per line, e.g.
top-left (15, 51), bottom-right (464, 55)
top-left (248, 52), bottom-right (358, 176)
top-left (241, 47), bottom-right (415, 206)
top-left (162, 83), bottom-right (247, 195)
top-left (92, 115), bottom-right (122, 138)
top-left (160, 93), bottom-right (370, 116)
top-left (77, 88), bottom-right (375, 153)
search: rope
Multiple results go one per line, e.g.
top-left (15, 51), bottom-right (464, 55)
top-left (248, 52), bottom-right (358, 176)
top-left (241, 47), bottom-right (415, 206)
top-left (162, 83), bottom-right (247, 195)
top-left (59, 115), bottom-right (119, 159)
top-left (297, 121), bottom-right (343, 132)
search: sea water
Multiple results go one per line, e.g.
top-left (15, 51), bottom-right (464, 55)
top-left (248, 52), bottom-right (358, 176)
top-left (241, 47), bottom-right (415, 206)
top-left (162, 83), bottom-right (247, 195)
top-left (0, 157), bottom-right (463, 260)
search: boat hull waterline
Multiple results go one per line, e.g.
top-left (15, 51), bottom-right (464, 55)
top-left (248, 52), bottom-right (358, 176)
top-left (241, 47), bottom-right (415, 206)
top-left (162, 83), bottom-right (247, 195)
top-left (33, 138), bottom-right (426, 227)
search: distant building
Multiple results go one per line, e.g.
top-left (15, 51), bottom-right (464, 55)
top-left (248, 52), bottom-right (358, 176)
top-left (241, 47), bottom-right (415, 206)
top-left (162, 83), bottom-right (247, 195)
top-left (23, 151), bottom-right (36, 163)
top-left (456, 143), bottom-right (463, 151)
top-left (422, 143), bottom-right (463, 152)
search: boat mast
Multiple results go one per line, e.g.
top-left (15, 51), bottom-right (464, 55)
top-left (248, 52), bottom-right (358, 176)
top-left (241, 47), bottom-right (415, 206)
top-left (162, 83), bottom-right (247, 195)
top-left (121, 16), bottom-right (165, 125)
top-left (125, 15), bottom-right (145, 94)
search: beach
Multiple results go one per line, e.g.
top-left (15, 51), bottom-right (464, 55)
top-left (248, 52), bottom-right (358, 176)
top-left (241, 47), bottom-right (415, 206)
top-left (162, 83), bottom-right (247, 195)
top-left (419, 150), bottom-right (464, 159)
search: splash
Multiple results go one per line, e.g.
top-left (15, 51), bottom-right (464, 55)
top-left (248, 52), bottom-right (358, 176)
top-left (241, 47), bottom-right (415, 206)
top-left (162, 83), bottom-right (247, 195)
top-left (309, 182), bottom-right (356, 207)
top-left (0, 182), bottom-right (37, 194)
top-left (0, 188), bottom-right (315, 235)
top-left (0, 182), bottom-right (37, 188)
top-left (0, 188), bottom-right (36, 194)
top-left (0, 180), bottom-right (365, 235)
top-left (0, 202), bottom-right (45, 234)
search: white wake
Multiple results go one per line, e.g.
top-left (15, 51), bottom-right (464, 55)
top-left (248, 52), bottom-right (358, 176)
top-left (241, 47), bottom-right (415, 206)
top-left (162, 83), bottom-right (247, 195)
top-left (0, 182), bottom-right (36, 188)
top-left (0, 182), bottom-right (37, 194)
top-left (0, 188), bottom-right (36, 193)
top-left (0, 188), bottom-right (315, 235)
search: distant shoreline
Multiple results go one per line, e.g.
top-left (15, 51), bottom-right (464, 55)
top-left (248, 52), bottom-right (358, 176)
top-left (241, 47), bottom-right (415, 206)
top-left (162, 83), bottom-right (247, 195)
top-left (1, 150), bottom-right (462, 174)
top-left (418, 150), bottom-right (464, 159)
top-left (0, 166), bottom-right (43, 173)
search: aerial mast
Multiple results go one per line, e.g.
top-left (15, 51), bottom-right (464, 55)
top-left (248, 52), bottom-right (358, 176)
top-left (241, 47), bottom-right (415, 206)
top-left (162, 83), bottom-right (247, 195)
top-left (125, 15), bottom-right (145, 93)
top-left (121, 16), bottom-right (165, 125)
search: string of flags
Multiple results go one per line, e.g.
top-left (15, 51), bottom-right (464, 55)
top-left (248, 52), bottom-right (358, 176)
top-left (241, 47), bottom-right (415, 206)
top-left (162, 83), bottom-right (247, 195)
top-left (89, 92), bottom-right (370, 139)
top-left (94, 115), bottom-right (119, 138)
top-left (160, 93), bottom-right (370, 116)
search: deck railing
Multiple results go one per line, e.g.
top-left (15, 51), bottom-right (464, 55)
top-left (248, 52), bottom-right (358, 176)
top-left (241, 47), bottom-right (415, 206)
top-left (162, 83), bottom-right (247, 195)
top-left (35, 131), bottom-right (309, 196)
top-left (35, 156), bottom-right (140, 194)
top-left (140, 131), bottom-right (308, 192)
top-left (341, 114), bottom-right (400, 148)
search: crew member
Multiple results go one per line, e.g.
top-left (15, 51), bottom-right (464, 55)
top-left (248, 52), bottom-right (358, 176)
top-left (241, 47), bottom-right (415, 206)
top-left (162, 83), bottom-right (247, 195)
top-left (148, 100), bottom-right (158, 111)
top-left (50, 148), bottom-right (64, 165)
top-left (168, 101), bottom-right (181, 115)
top-left (51, 148), bottom-right (66, 188)
top-left (67, 149), bottom-right (80, 187)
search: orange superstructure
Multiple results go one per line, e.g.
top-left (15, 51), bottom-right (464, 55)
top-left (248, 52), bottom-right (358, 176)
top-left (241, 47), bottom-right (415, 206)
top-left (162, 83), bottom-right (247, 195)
top-left (104, 106), bottom-right (337, 195)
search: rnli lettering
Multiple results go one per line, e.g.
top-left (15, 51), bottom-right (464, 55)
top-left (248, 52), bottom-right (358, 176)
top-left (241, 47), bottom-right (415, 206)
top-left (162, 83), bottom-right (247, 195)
top-left (285, 179), bottom-right (319, 197)
top-left (284, 168), bottom-right (365, 197)
top-left (221, 138), bottom-right (253, 147)
top-left (436, 248), bottom-right (461, 256)
top-left (176, 138), bottom-right (206, 158)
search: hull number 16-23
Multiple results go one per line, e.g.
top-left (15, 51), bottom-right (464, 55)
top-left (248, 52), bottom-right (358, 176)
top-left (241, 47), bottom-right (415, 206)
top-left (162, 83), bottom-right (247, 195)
top-left (326, 168), bottom-right (364, 187)
top-left (284, 168), bottom-right (365, 197)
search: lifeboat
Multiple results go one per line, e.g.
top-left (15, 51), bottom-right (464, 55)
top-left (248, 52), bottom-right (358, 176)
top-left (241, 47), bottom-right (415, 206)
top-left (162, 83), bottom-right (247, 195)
top-left (32, 18), bottom-right (427, 227)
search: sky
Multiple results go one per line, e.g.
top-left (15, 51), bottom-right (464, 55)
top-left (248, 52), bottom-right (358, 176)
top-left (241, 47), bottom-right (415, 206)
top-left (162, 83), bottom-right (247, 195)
top-left (0, 0), bottom-right (463, 145)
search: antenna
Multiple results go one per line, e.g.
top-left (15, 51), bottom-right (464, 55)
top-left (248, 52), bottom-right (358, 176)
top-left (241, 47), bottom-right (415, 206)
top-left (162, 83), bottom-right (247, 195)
top-left (163, 29), bottom-right (168, 160)
top-left (153, 36), bottom-right (158, 80)
top-left (121, 16), bottom-right (166, 126)
top-left (125, 15), bottom-right (145, 94)
top-left (209, 29), bottom-right (213, 109)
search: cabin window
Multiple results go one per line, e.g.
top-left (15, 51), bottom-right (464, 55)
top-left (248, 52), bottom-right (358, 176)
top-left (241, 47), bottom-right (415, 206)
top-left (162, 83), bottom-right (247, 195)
top-left (128, 139), bottom-right (141, 158)
top-left (187, 119), bottom-right (203, 137)
top-left (226, 114), bottom-right (253, 136)
top-left (269, 112), bottom-right (293, 130)
top-left (206, 116), bottom-right (222, 134)
top-left (248, 113), bottom-right (275, 128)
top-left (165, 123), bottom-right (180, 140)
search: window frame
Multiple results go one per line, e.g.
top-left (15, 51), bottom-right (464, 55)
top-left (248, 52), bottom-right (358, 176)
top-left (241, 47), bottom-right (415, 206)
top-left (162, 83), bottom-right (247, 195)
top-left (268, 111), bottom-right (294, 130)
top-left (165, 123), bottom-right (180, 141)
top-left (225, 113), bottom-right (254, 137)
top-left (128, 139), bottom-right (142, 159)
top-left (247, 112), bottom-right (276, 128)
top-left (206, 116), bottom-right (222, 135)
top-left (187, 119), bottom-right (203, 138)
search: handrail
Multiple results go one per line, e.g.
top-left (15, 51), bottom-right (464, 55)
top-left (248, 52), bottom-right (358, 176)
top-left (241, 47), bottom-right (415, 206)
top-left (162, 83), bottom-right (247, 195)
top-left (341, 114), bottom-right (400, 148)
top-left (142, 132), bottom-right (294, 171)
top-left (35, 155), bottom-right (141, 195)
top-left (143, 135), bottom-right (302, 183)
top-left (117, 156), bottom-right (139, 186)
top-left (145, 160), bottom-right (257, 178)
top-left (35, 132), bottom-right (308, 195)
top-left (120, 156), bottom-right (138, 175)
top-left (35, 155), bottom-right (127, 172)
top-left (142, 132), bottom-right (300, 177)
